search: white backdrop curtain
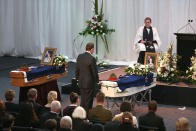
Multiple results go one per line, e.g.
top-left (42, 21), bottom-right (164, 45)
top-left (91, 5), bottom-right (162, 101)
top-left (0, 0), bottom-right (196, 62)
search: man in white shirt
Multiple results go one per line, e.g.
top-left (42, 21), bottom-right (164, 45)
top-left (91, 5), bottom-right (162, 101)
top-left (134, 17), bottom-right (161, 64)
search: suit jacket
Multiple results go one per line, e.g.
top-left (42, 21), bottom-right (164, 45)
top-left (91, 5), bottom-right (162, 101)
top-left (25, 100), bottom-right (43, 118)
top-left (75, 52), bottom-right (99, 89)
top-left (40, 111), bottom-right (61, 129)
top-left (138, 112), bottom-right (166, 131)
top-left (88, 105), bottom-right (112, 122)
top-left (5, 102), bottom-right (19, 113)
top-left (117, 123), bottom-right (139, 131)
top-left (72, 118), bottom-right (92, 131)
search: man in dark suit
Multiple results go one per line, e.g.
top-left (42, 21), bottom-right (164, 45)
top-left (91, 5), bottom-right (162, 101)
top-left (75, 42), bottom-right (99, 112)
top-left (138, 100), bottom-right (166, 131)
top-left (88, 92), bottom-right (112, 122)
top-left (26, 88), bottom-right (43, 118)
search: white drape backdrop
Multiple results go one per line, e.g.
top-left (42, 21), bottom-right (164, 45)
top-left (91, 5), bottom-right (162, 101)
top-left (0, 0), bottom-right (196, 62)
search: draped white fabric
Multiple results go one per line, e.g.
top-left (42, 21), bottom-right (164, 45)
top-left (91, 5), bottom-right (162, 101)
top-left (0, 0), bottom-right (196, 61)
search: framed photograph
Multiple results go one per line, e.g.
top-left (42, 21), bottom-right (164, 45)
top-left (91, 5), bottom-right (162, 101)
top-left (40, 47), bottom-right (57, 65)
top-left (144, 52), bottom-right (159, 72)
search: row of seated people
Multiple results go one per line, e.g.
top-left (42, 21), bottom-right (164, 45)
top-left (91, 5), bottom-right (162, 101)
top-left (0, 88), bottom-right (191, 131)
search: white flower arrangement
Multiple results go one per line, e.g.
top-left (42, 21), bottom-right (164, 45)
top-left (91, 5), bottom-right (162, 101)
top-left (98, 61), bottom-right (108, 67)
top-left (125, 63), bottom-right (151, 76)
top-left (186, 49), bottom-right (196, 84)
top-left (157, 43), bottom-right (180, 82)
top-left (52, 55), bottom-right (68, 67)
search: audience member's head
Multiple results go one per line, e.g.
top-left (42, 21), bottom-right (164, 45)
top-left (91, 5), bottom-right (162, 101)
top-left (47, 91), bottom-right (57, 104)
top-left (86, 42), bottom-right (94, 54)
top-left (51, 100), bottom-right (61, 114)
top-left (72, 106), bottom-right (86, 119)
top-left (90, 123), bottom-right (104, 131)
top-left (121, 112), bottom-right (133, 125)
top-left (96, 92), bottom-right (105, 105)
top-left (4, 89), bottom-right (15, 102)
top-left (45, 119), bottom-right (57, 131)
top-left (120, 101), bottom-right (132, 112)
top-left (0, 99), bottom-right (6, 116)
top-left (176, 117), bottom-right (191, 131)
top-left (2, 113), bottom-right (15, 130)
top-left (60, 116), bottom-right (72, 129)
top-left (18, 102), bottom-right (38, 122)
top-left (70, 92), bottom-right (79, 104)
top-left (148, 100), bottom-right (157, 112)
top-left (27, 88), bottom-right (38, 101)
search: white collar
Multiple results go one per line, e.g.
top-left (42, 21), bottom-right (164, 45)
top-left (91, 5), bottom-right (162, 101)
top-left (69, 104), bottom-right (77, 106)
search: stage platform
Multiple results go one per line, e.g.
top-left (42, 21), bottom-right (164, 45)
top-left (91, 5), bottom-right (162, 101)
top-left (152, 82), bottom-right (196, 107)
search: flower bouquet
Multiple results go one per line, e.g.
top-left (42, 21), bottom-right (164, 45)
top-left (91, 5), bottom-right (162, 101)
top-left (124, 63), bottom-right (152, 76)
top-left (186, 49), bottom-right (196, 84)
top-left (79, 0), bottom-right (115, 52)
top-left (52, 55), bottom-right (68, 68)
top-left (157, 43), bottom-right (180, 83)
top-left (98, 61), bottom-right (108, 68)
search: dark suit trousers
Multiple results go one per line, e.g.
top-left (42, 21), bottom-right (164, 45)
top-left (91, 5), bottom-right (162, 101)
top-left (80, 87), bottom-right (95, 112)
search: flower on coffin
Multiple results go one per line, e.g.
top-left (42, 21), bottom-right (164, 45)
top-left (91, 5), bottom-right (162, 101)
top-left (125, 63), bottom-right (152, 76)
top-left (157, 42), bottom-right (180, 82)
top-left (53, 55), bottom-right (68, 67)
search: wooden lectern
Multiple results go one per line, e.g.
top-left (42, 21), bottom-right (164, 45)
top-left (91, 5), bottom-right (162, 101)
top-left (174, 33), bottom-right (196, 71)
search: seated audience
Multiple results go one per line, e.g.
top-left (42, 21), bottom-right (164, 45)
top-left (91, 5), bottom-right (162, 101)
top-left (90, 123), bottom-right (104, 131)
top-left (176, 117), bottom-right (191, 131)
top-left (4, 89), bottom-right (19, 115)
top-left (72, 106), bottom-right (92, 131)
top-left (117, 112), bottom-right (139, 131)
top-left (41, 100), bottom-right (61, 129)
top-left (44, 119), bottom-right (57, 131)
top-left (15, 102), bottom-right (40, 128)
top-left (138, 100), bottom-right (166, 131)
top-left (59, 116), bottom-right (73, 131)
top-left (112, 101), bottom-right (138, 127)
top-left (26, 88), bottom-right (43, 118)
top-left (1, 113), bottom-right (15, 131)
top-left (104, 121), bottom-right (120, 131)
top-left (88, 92), bottom-right (112, 122)
top-left (44, 91), bottom-right (58, 112)
top-left (0, 100), bottom-right (7, 127)
top-left (63, 92), bottom-right (79, 117)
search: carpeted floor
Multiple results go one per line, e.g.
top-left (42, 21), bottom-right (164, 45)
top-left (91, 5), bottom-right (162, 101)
top-left (1, 56), bottom-right (196, 130)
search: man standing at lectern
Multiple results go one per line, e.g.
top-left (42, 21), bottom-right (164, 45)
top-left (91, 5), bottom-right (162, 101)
top-left (134, 17), bottom-right (161, 64)
top-left (75, 42), bottom-right (99, 112)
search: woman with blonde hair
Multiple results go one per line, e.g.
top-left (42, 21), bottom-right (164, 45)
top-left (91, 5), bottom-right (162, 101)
top-left (176, 117), bottom-right (191, 131)
top-left (72, 106), bottom-right (92, 131)
top-left (44, 91), bottom-right (57, 112)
